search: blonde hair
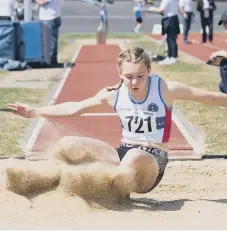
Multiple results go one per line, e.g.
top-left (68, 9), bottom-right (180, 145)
top-left (106, 47), bottom-right (151, 92)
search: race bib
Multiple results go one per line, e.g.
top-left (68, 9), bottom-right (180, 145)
top-left (120, 110), bottom-right (157, 134)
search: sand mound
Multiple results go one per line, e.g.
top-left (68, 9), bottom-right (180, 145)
top-left (0, 159), bottom-right (136, 209)
top-left (59, 163), bottom-right (136, 201)
top-left (1, 160), bottom-right (60, 196)
top-left (48, 136), bottom-right (120, 165)
top-left (0, 136), bottom-right (136, 214)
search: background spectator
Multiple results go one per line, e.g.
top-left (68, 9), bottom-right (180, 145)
top-left (179, 0), bottom-right (194, 44)
top-left (0, 0), bottom-right (16, 21)
top-left (209, 10), bottom-right (227, 93)
top-left (148, 0), bottom-right (180, 65)
top-left (197, 0), bottom-right (216, 43)
top-left (36, 0), bottom-right (62, 65)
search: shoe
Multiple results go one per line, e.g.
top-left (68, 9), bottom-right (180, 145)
top-left (159, 57), bottom-right (178, 65)
top-left (158, 57), bottom-right (170, 65)
top-left (168, 57), bottom-right (178, 64)
top-left (134, 27), bottom-right (139, 33)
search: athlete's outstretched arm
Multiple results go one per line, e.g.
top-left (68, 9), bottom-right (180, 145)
top-left (8, 88), bottom-right (113, 118)
top-left (167, 81), bottom-right (227, 107)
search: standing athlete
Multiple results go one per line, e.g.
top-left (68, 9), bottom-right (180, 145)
top-left (133, 0), bottom-right (145, 33)
top-left (8, 47), bottom-right (227, 194)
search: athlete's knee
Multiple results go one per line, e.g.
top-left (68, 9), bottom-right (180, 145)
top-left (126, 149), bottom-right (159, 177)
top-left (119, 149), bottom-right (159, 193)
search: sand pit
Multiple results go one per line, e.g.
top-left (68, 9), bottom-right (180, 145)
top-left (0, 158), bottom-right (227, 229)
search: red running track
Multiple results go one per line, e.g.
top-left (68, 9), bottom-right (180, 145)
top-left (30, 44), bottom-right (195, 158)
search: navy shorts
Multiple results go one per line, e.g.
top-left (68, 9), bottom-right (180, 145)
top-left (116, 143), bottom-right (169, 192)
top-left (136, 17), bottom-right (143, 23)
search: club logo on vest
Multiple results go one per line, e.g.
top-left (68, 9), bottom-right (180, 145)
top-left (148, 103), bottom-right (159, 112)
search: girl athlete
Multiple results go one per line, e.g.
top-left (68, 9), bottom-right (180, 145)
top-left (8, 47), bottom-right (227, 194)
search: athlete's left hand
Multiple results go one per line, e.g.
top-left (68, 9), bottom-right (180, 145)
top-left (7, 102), bottom-right (37, 118)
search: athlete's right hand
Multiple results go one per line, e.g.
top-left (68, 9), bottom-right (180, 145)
top-left (183, 13), bottom-right (188, 19)
top-left (7, 102), bottom-right (37, 118)
top-left (210, 50), bottom-right (227, 60)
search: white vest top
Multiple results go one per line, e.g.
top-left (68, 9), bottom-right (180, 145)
top-left (114, 75), bottom-right (172, 143)
top-left (133, 0), bottom-right (144, 13)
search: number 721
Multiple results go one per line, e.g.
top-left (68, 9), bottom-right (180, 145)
top-left (125, 115), bottom-right (155, 133)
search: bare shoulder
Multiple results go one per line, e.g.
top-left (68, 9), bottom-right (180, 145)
top-left (95, 87), bottom-right (118, 99)
top-left (160, 79), bottom-right (191, 106)
top-left (165, 80), bottom-right (192, 98)
top-left (95, 86), bottom-right (119, 106)
top-left (165, 80), bottom-right (189, 91)
top-left (164, 80), bottom-right (210, 101)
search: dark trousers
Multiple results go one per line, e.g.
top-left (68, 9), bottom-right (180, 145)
top-left (183, 12), bottom-right (193, 42)
top-left (162, 15), bottom-right (179, 58)
top-left (219, 59), bottom-right (227, 94)
top-left (166, 34), bottom-right (178, 58)
top-left (41, 17), bottom-right (61, 64)
top-left (200, 13), bottom-right (213, 42)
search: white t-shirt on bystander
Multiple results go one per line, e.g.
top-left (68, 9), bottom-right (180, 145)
top-left (38, 0), bottom-right (63, 20)
top-left (0, 0), bottom-right (16, 18)
top-left (159, 0), bottom-right (179, 18)
top-left (179, 0), bottom-right (193, 13)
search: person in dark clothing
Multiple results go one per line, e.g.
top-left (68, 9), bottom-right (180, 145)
top-left (179, 0), bottom-right (194, 44)
top-left (209, 10), bottom-right (227, 93)
top-left (197, 0), bottom-right (216, 43)
top-left (36, 0), bottom-right (62, 65)
top-left (147, 0), bottom-right (180, 65)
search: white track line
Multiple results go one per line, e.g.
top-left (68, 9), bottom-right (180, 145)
top-left (26, 46), bottom-right (82, 152)
top-left (172, 112), bottom-right (202, 154)
top-left (81, 113), bottom-right (117, 116)
top-left (26, 118), bottom-right (46, 152)
top-left (49, 49), bottom-right (82, 106)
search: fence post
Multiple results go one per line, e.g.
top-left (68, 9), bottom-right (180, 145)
top-left (24, 0), bottom-right (33, 22)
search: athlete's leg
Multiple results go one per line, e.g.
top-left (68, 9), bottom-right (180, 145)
top-left (134, 17), bottom-right (142, 33)
top-left (47, 136), bottom-right (120, 166)
top-left (118, 148), bottom-right (168, 193)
